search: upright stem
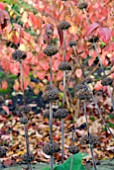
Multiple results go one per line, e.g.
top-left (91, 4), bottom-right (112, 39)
top-left (84, 101), bottom-right (97, 170)
top-left (49, 57), bottom-right (54, 170)
top-left (20, 61), bottom-right (32, 170)
top-left (61, 30), bottom-right (67, 163)
top-left (20, 61), bottom-right (26, 105)
top-left (50, 57), bottom-right (52, 85)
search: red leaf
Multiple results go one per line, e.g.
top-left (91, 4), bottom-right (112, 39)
top-left (3, 159), bottom-right (14, 166)
top-left (0, 2), bottom-right (5, 10)
top-left (57, 26), bottom-right (63, 47)
top-left (2, 105), bottom-right (10, 115)
top-left (97, 27), bottom-right (111, 44)
top-left (85, 22), bottom-right (100, 38)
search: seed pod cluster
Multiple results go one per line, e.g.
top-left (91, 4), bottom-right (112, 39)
top-left (101, 77), bottom-right (113, 86)
top-left (43, 85), bottom-right (59, 102)
top-left (76, 86), bottom-right (92, 101)
top-left (54, 108), bottom-right (69, 119)
top-left (77, 2), bottom-right (88, 10)
top-left (43, 45), bottom-right (58, 56)
top-left (43, 142), bottom-right (60, 155)
top-left (58, 62), bottom-right (72, 71)
top-left (80, 134), bottom-right (99, 147)
top-left (22, 152), bottom-right (34, 163)
top-left (68, 146), bottom-right (79, 154)
top-left (12, 50), bottom-right (26, 62)
top-left (58, 20), bottom-right (71, 30)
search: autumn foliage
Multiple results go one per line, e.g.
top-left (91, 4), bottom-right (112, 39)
top-left (0, 0), bottom-right (113, 93)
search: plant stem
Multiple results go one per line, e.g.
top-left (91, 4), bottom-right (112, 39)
top-left (70, 154), bottom-right (74, 170)
top-left (84, 101), bottom-right (97, 170)
top-left (61, 30), bottom-right (67, 163)
top-left (24, 125), bottom-right (32, 170)
top-left (49, 56), bottom-right (54, 170)
top-left (20, 61), bottom-right (26, 105)
top-left (20, 61), bottom-right (32, 170)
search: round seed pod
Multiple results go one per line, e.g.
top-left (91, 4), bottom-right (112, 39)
top-left (20, 116), bottom-right (28, 124)
top-left (101, 77), bottom-right (113, 86)
top-left (18, 105), bottom-right (31, 115)
top-left (88, 36), bottom-right (99, 43)
top-left (12, 50), bottom-right (26, 62)
top-left (43, 86), bottom-right (59, 102)
top-left (43, 45), bottom-right (58, 56)
top-left (58, 62), bottom-right (72, 71)
top-left (80, 134), bottom-right (98, 147)
top-left (76, 88), bottom-right (92, 101)
top-left (43, 142), bottom-right (60, 155)
top-left (77, 2), bottom-right (88, 10)
top-left (0, 95), bottom-right (4, 104)
top-left (54, 108), bottom-right (69, 119)
top-left (68, 40), bottom-right (77, 47)
top-left (58, 20), bottom-right (71, 30)
top-left (0, 146), bottom-right (6, 157)
top-left (68, 146), bottom-right (79, 154)
top-left (22, 152), bottom-right (34, 163)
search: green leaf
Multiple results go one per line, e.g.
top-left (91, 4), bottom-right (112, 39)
top-left (54, 152), bottom-right (87, 170)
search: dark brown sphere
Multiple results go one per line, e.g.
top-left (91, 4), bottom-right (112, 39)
top-left (58, 62), bottom-right (72, 71)
top-left (68, 146), bottom-right (79, 154)
top-left (43, 86), bottom-right (59, 102)
top-left (43, 45), bottom-right (58, 56)
top-left (43, 142), bottom-right (60, 155)
top-left (101, 77), bottom-right (113, 86)
top-left (54, 108), bottom-right (69, 119)
top-left (22, 152), bottom-right (34, 163)
top-left (78, 2), bottom-right (88, 10)
top-left (58, 20), bottom-right (71, 30)
top-left (12, 50), bottom-right (26, 62)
